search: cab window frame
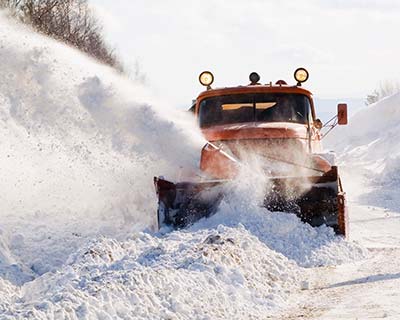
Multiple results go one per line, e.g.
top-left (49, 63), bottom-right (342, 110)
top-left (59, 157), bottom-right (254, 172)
top-left (198, 93), bottom-right (313, 128)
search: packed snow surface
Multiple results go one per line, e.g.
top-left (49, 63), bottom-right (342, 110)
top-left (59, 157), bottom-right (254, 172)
top-left (0, 13), bottom-right (367, 319)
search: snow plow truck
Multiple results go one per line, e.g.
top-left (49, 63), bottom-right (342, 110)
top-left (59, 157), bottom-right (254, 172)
top-left (154, 68), bottom-right (349, 236)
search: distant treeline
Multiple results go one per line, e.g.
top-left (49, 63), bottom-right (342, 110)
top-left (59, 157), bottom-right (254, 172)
top-left (366, 80), bottom-right (400, 105)
top-left (0, 0), bottom-right (123, 72)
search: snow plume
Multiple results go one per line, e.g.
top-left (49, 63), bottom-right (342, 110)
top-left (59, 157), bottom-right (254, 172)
top-left (191, 169), bottom-right (366, 268)
top-left (0, 20), bottom-right (203, 224)
top-left (0, 14), bottom-right (203, 281)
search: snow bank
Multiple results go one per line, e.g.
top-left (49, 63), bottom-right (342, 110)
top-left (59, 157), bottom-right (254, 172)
top-left (1, 227), bottom-right (301, 319)
top-left (327, 93), bottom-right (400, 165)
top-left (326, 93), bottom-right (400, 209)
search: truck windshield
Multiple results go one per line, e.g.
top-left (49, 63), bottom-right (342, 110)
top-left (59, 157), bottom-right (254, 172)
top-left (198, 93), bottom-right (311, 128)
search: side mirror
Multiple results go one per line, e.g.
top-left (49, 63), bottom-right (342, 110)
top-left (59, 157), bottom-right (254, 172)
top-left (337, 103), bottom-right (348, 125)
top-left (314, 118), bottom-right (323, 129)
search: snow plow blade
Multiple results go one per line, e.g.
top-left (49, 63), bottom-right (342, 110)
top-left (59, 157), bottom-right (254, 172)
top-left (154, 166), bottom-right (347, 236)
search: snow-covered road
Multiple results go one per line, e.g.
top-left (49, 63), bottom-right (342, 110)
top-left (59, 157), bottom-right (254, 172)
top-left (278, 203), bottom-right (400, 319)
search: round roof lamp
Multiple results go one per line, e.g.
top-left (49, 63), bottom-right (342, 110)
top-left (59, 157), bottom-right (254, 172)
top-left (294, 68), bottom-right (309, 86)
top-left (199, 71), bottom-right (214, 89)
top-left (249, 72), bottom-right (261, 85)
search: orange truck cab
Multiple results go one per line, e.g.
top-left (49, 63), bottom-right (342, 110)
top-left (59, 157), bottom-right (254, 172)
top-left (194, 70), bottom-right (347, 180)
top-left (155, 69), bottom-right (349, 236)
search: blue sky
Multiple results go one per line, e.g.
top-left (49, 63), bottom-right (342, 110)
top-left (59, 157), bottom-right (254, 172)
top-left (92, 0), bottom-right (399, 109)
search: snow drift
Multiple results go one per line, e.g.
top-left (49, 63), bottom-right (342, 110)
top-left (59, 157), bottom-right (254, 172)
top-left (326, 92), bottom-right (400, 166)
top-left (326, 93), bottom-right (400, 210)
top-left (0, 13), bottom-right (366, 319)
top-left (1, 227), bottom-right (303, 319)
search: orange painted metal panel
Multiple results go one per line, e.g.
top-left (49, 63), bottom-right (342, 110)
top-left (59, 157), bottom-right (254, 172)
top-left (201, 122), bottom-right (309, 142)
